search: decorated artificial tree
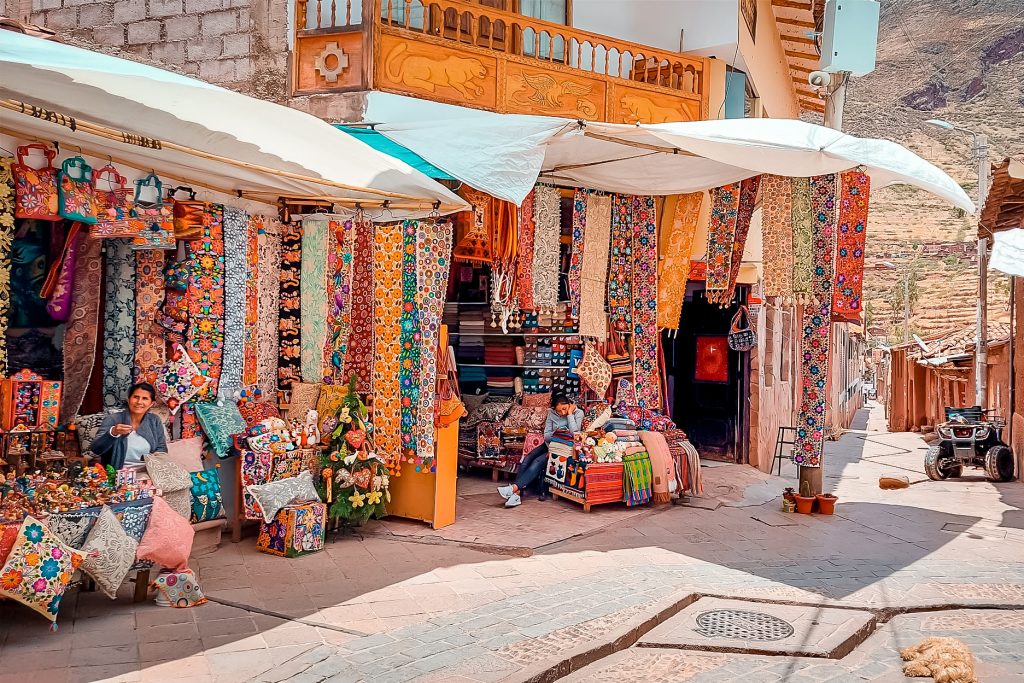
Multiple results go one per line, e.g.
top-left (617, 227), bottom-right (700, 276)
top-left (316, 375), bottom-right (391, 525)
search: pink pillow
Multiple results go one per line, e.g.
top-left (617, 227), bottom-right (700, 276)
top-left (137, 495), bottom-right (195, 571)
top-left (163, 437), bottom-right (205, 473)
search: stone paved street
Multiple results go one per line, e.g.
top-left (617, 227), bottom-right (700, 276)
top-left (1, 403), bottom-right (1022, 682)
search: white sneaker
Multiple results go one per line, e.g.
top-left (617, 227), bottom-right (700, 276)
top-left (497, 485), bottom-right (514, 500)
top-left (504, 493), bottom-right (522, 508)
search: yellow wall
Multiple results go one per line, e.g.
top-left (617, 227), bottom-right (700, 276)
top-left (737, 0), bottom-right (800, 119)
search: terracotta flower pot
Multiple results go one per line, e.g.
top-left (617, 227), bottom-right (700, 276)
top-left (816, 494), bottom-right (838, 515)
top-left (794, 495), bottom-right (815, 514)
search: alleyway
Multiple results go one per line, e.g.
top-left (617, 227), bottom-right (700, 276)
top-left (2, 403), bottom-right (1022, 682)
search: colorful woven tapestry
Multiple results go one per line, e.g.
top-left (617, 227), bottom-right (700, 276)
top-left (0, 158), bottom-right (12, 375)
top-left (324, 220), bottom-right (357, 383)
top-left (794, 174), bottom-right (838, 468)
top-left (631, 196), bottom-right (660, 410)
top-left (134, 250), bottom-right (166, 379)
top-left (321, 223), bottom-right (339, 379)
top-left (622, 451), bottom-right (653, 507)
top-left (415, 220), bottom-right (454, 471)
top-left (346, 219), bottom-right (374, 388)
top-left (516, 189), bottom-right (536, 311)
top-left (256, 218), bottom-right (282, 399)
top-left (656, 192), bottom-right (703, 330)
top-left (832, 171), bottom-right (871, 321)
top-left (300, 217), bottom-right (329, 383)
top-left (705, 183), bottom-right (740, 305)
top-left (277, 222), bottom-right (302, 394)
top-left (373, 223), bottom-right (403, 474)
top-left (185, 204), bottom-right (225, 397)
top-left (791, 177), bottom-right (814, 304)
top-left (452, 187), bottom-right (493, 264)
top-left (721, 175), bottom-right (761, 304)
top-left (242, 214), bottom-right (260, 388)
top-left (60, 238), bottom-right (102, 424)
top-left (102, 239), bottom-right (136, 410)
top-left (399, 220), bottom-right (421, 466)
top-left (568, 189), bottom-right (587, 319)
top-left (579, 193), bottom-right (611, 339)
top-left (221, 207), bottom-right (248, 397)
top-left (532, 185), bottom-right (561, 310)
top-left (760, 175), bottom-right (793, 299)
top-left (608, 194), bottom-right (633, 333)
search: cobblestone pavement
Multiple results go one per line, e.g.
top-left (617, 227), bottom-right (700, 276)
top-left (1, 403), bottom-right (1022, 682)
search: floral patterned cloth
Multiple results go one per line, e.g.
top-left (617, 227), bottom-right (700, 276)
top-left (60, 237), bottom-right (102, 425)
top-left (532, 186), bottom-right (561, 310)
top-left (149, 343), bottom-right (209, 414)
top-left (760, 175), bottom-right (793, 299)
top-left (373, 223), bottom-right (404, 474)
top-left (185, 204), bottom-right (225, 398)
top-left (631, 196), bottom-right (660, 410)
top-left (277, 222), bottom-right (303, 394)
top-left (832, 171), bottom-right (870, 322)
top-left (580, 193), bottom-right (611, 339)
top-left (568, 190), bottom-right (587, 319)
top-left (300, 217), bottom-right (329, 383)
top-left (721, 175), bottom-right (761, 304)
top-left (241, 448), bottom-right (273, 520)
top-left (346, 220), bottom-right (374, 387)
top-left (608, 194), bottom-right (633, 333)
top-left (705, 183), bottom-right (740, 304)
top-left (221, 208), bottom-right (248, 397)
top-left (134, 250), bottom-right (166, 378)
top-left (791, 177), bottom-right (814, 304)
top-left (399, 221), bottom-right (421, 467)
top-left (0, 158), bottom-right (15, 375)
top-left (324, 220), bottom-right (357, 383)
top-left (256, 218), bottom-right (282, 398)
top-left (656, 192), bottom-right (703, 330)
top-left (243, 215), bottom-right (261, 388)
top-left (516, 189), bottom-right (537, 311)
top-left (103, 239), bottom-right (136, 410)
top-left (0, 516), bottom-right (83, 624)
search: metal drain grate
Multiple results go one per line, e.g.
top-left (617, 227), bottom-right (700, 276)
top-left (694, 609), bottom-right (795, 641)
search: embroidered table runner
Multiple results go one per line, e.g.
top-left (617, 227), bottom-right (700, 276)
top-left (761, 175), bottom-right (794, 299)
top-left (579, 193), bottom-right (611, 339)
top-left (568, 190), bottom-right (587, 319)
top-left (300, 217), bottom-right (329, 383)
top-left (532, 186), bottom-right (561, 310)
top-left (346, 219), bottom-right (374, 387)
top-left (791, 177), bottom-right (814, 304)
top-left (0, 158), bottom-right (13, 375)
top-left (631, 196), bottom-right (660, 410)
top-left (134, 250), bottom-right (166, 379)
top-left (102, 239), bottom-right (136, 410)
top-left (221, 207), bottom-right (248, 397)
top-left (373, 223), bottom-right (404, 474)
top-left (516, 189), bottom-right (537, 311)
top-left (657, 192), bottom-right (703, 330)
top-left (832, 171), bottom-right (870, 321)
top-left (60, 238), bottom-right (102, 424)
top-left (608, 194), bottom-right (634, 333)
top-left (256, 217), bottom-right (282, 399)
top-left (705, 183), bottom-right (740, 305)
top-left (185, 204), bottom-right (225, 398)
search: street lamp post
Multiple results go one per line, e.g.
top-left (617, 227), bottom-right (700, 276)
top-left (925, 119), bottom-right (990, 408)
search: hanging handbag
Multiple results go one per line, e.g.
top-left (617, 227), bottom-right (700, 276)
top-left (168, 186), bottom-right (206, 240)
top-left (91, 165), bottom-right (139, 238)
top-left (436, 347), bottom-right (466, 427)
top-left (130, 173), bottom-right (175, 250)
top-left (57, 156), bottom-right (99, 224)
top-left (727, 305), bottom-right (757, 351)
top-left (604, 328), bottom-right (633, 380)
top-left (575, 340), bottom-right (612, 396)
top-left (13, 144), bottom-right (61, 220)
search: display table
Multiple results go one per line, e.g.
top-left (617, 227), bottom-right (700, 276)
top-left (546, 461), bottom-right (624, 512)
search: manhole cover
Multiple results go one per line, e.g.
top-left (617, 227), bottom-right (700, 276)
top-left (694, 609), bottom-right (795, 641)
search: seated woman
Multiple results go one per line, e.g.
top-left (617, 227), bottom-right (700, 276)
top-left (498, 393), bottom-right (583, 508)
top-left (89, 382), bottom-right (168, 469)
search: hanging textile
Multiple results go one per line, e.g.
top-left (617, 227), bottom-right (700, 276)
top-left (705, 183), bottom-right (740, 303)
top-left (373, 223), bottom-right (404, 475)
top-left (794, 174), bottom-right (838, 469)
top-left (761, 175), bottom-right (794, 299)
top-left (277, 222), bottom-right (302, 394)
top-left (0, 158), bottom-right (12, 376)
top-left (220, 207), bottom-right (248, 397)
top-left (346, 219), bottom-right (374, 388)
top-left (631, 196), bottom-right (660, 410)
top-left (721, 175), bottom-right (761, 304)
top-left (185, 204), bottom-right (225, 397)
top-left (300, 217), bottom-right (329, 383)
top-left (102, 239), bottom-right (136, 410)
top-left (656, 192), bottom-right (703, 330)
top-left (134, 250), bottom-right (166, 379)
top-left (452, 187), bottom-right (493, 264)
top-left (532, 186), bottom-right (561, 311)
top-left (791, 177), bottom-right (814, 304)
top-left (608, 194), bottom-right (633, 333)
top-left (568, 190), bottom-right (587, 319)
top-left (516, 189), bottom-right (536, 311)
top-left (488, 199), bottom-right (519, 331)
top-left (59, 238), bottom-right (102, 424)
top-left (832, 171), bottom-right (871, 322)
top-left (622, 451), bottom-right (653, 507)
top-left (242, 214), bottom-right (260, 388)
top-left (399, 220), bottom-right (421, 466)
top-left (322, 220), bottom-right (355, 383)
top-left (256, 217), bottom-right (282, 399)
top-left (579, 193), bottom-right (611, 339)
top-left (415, 220), bottom-right (454, 470)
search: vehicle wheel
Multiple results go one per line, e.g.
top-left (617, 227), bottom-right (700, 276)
top-left (925, 444), bottom-right (959, 480)
top-left (984, 445), bottom-right (1015, 482)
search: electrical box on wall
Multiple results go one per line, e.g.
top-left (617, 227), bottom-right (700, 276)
top-left (820, 0), bottom-right (880, 76)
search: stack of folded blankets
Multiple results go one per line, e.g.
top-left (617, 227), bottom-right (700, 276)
top-left (545, 430), bottom-right (575, 484)
top-left (663, 429), bottom-right (702, 496)
top-left (443, 303), bottom-right (459, 332)
top-left (460, 366), bottom-right (487, 395)
top-left (485, 368), bottom-right (516, 397)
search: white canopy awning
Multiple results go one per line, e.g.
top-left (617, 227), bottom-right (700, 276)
top-left (0, 32), bottom-right (467, 219)
top-left (364, 92), bottom-right (973, 213)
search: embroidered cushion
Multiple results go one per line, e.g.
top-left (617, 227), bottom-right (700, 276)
top-left (189, 469), bottom-right (224, 523)
top-left (237, 401), bottom-right (281, 429)
top-left (150, 344), bottom-right (210, 414)
top-left (117, 502), bottom-right (155, 571)
top-left (576, 342), bottom-right (612, 396)
top-left (0, 523), bottom-right (20, 565)
top-left (164, 437), bottom-right (205, 473)
top-left (503, 405), bottom-right (548, 432)
top-left (521, 392), bottom-right (552, 408)
top-left (46, 510), bottom-right (99, 549)
top-left (195, 401), bottom-right (246, 459)
top-left (0, 516), bottom-right (83, 624)
top-left (145, 454), bottom-right (193, 493)
top-left (246, 470), bottom-right (321, 524)
top-left (136, 496), bottom-right (194, 571)
top-left (464, 401), bottom-right (513, 428)
top-left (582, 402), bottom-right (613, 432)
top-left (153, 568), bottom-right (208, 608)
top-left (316, 384), bottom-right (350, 433)
top-left (81, 506), bottom-right (138, 600)
top-left (163, 490), bottom-right (192, 522)
top-left (288, 382), bottom-right (321, 419)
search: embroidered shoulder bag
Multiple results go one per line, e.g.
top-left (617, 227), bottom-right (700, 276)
top-left (91, 165), bottom-right (138, 238)
top-left (436, 347), bottom-right (466, 427)
top-left (57, 156), bottom-right (99, 224)
top-left (168, 186), bottom-right (206, 240)
top-left (13, 144), bottom-right (61, 220)
top-left (727, 305), bottom-right (756, 351)
top-left (130, 173), bottom-right (175, 250)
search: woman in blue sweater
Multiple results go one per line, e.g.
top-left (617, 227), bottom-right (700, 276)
top-left (89, 382), bottom-right (169, 469)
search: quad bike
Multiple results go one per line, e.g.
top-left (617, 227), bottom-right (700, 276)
top-left (926, 406), bottom-right (1015, 482)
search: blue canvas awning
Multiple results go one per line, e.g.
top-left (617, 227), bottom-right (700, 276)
top-left (335, 125), bottom-right (456, 181)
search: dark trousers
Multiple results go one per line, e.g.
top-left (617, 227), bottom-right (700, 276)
top-left (516, 444), bottom-right (549, 495)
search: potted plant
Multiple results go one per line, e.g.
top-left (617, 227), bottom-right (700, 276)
top-left (794, 481), bottom-right (816, 514)
top-left (816, 492), bottom-right (838, 515)
top-left (781, 487), bottom-right (797, 512)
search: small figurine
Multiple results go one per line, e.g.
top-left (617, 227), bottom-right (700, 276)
top-left (303, 410), bottom-right (321, 448)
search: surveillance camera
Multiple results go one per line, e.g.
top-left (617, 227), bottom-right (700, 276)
top-left (808, 70), bottom-right (831, 87)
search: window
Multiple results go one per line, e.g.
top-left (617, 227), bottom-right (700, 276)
top-left (519, 0), bottom-right (569, 24)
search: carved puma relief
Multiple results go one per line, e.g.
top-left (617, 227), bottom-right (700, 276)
top-left (384, 43), bottom-right (487, 99)
top-left (620, 94), bottom-right (682, 124)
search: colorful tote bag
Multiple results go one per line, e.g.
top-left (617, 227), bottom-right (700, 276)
top-left (91, 165), bottom-right (138, 238)
top-left (57, 156), bottom-right (99, 224)
top-left (130, 174), bottom-right (175, 249)
top-left (169, 186), bottom-right (206, 240)
top-left (13, 144), bottom-right (61, 220)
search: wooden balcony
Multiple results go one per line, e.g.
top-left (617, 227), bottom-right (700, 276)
top-left (292, 0), bottom-right (710, 123)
